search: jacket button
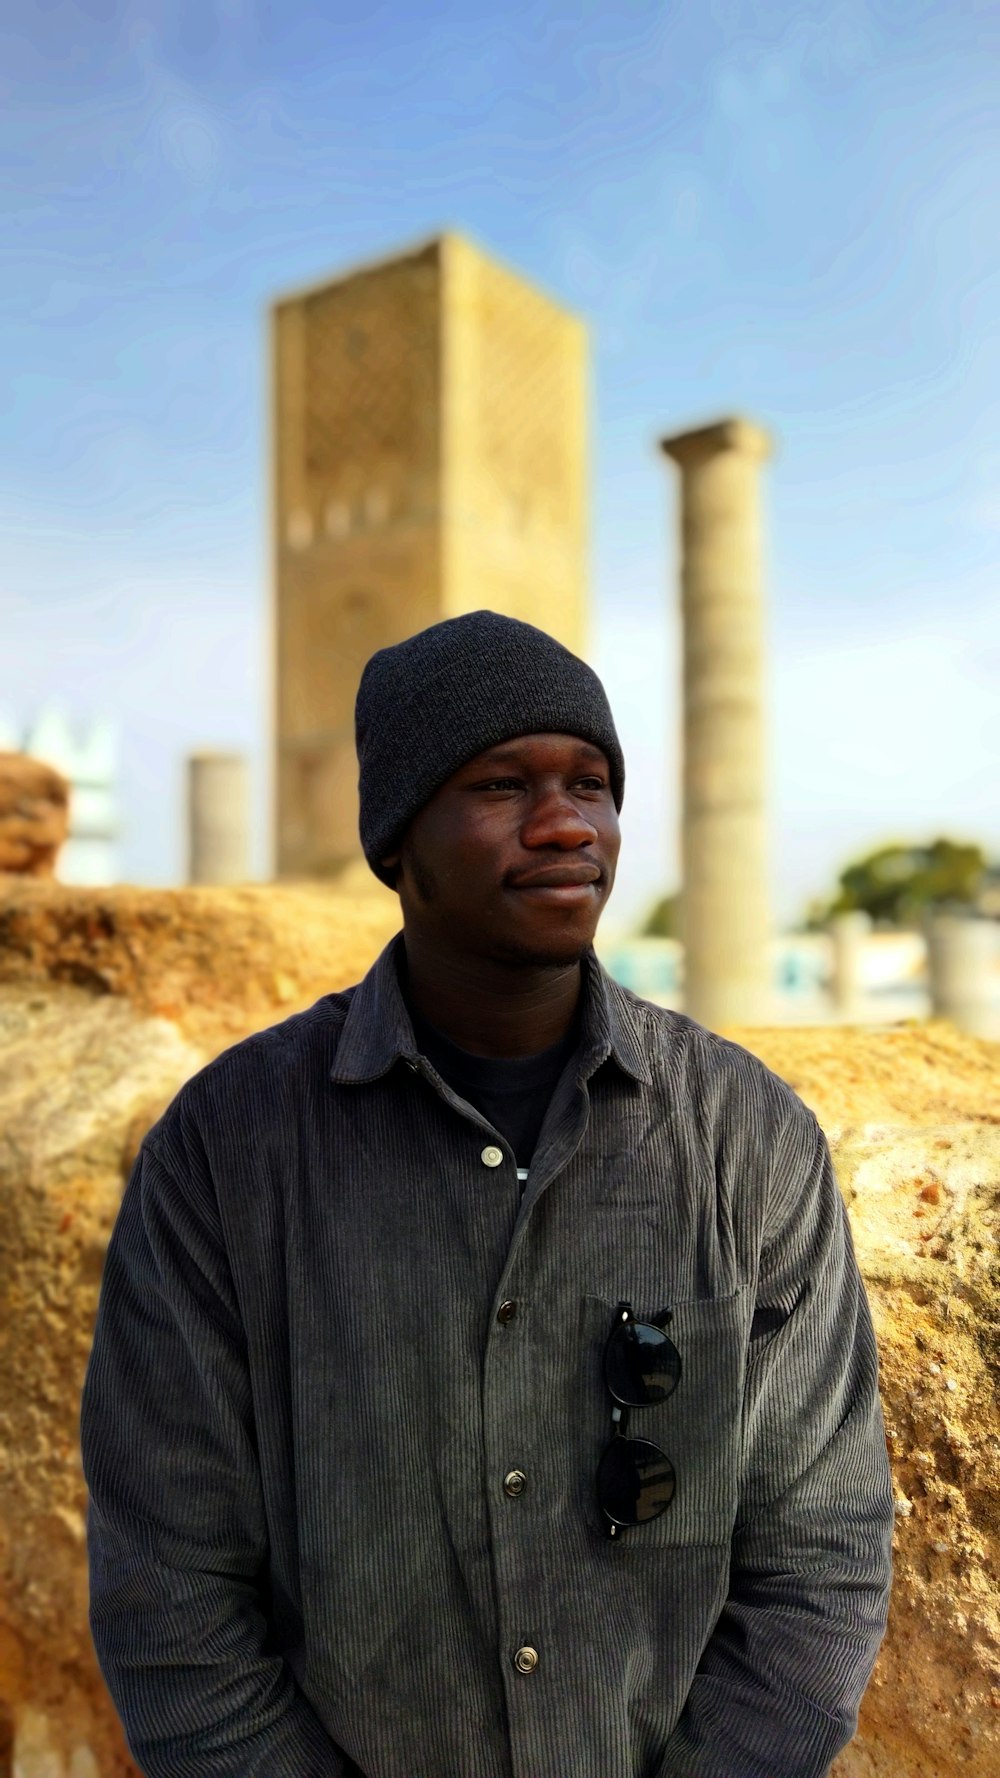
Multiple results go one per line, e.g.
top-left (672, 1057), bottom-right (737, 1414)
top-left (481, 1145), bottom-right (504, 1168)
top-left (496, 1300), bottom-right (517, 1324)
top-left (513, 1645), bottom-right (538, 1674)
top-left (503, 1469), bottom-right (527, 1497)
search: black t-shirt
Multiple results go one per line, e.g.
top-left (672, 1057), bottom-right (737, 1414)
top-left (407, 1004), bottom-right (579, 1173)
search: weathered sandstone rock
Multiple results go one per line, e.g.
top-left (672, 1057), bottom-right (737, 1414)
top-left (0, 754), bottom-right (70, 878)
top-left (0, 877), bottom-right (399, 1050)
top-left (0, 881), bottom-right (997, 1776)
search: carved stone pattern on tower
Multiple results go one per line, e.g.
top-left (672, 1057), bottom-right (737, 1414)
top-left (301, 270), bottom-right (436, 492)
top-left (476, 266), bottom-right (574, 521)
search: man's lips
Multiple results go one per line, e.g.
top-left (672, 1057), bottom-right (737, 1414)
top-left (505, 865), bottom-right (604, 907)
top-left (507, 864), bottom-right (602, 889)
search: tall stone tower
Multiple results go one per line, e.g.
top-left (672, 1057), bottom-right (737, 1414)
top-left (271, 232), bottom-right (588, 879)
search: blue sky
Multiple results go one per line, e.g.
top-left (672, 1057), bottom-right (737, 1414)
top-left (2, 0), bottom-right (998, 930)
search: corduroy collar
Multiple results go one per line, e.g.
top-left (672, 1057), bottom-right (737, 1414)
top-left (330, 932), bottom-right (652, 1087)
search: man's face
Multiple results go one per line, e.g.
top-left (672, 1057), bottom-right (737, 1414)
top-left (382, 732), bottom-right (621, 969)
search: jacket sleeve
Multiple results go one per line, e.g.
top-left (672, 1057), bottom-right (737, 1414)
top-left (657, 1108), bottom-right (894, 1778)
top-left (80, 1138), bottom-right (350, 1778)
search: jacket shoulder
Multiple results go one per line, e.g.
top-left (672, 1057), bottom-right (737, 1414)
top-left (619, 988), bottom-right (818, 1142)
top-left (142, 988), bottom-right (357, 1174)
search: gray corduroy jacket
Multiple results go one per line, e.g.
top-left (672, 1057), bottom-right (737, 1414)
top-left (81, 936), bottom-right (893, 1778)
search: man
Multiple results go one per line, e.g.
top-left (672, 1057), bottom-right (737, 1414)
top-left (81, 610), bottom-right (893, 1778)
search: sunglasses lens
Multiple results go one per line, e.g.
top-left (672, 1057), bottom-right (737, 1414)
top-left (598, 1436), bottom-right (676, 1526)
top-left (604, 1319), bottom-right (682, 1406)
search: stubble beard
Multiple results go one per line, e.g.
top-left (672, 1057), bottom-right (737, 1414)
top-left (485, 929), bottom-right (594, 971)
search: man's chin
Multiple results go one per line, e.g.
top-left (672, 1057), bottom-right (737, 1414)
top-left (489, 933), bottom-right (595, 970)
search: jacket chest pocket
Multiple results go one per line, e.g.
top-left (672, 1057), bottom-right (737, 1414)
top-left (577, 1289), bottom-right (749, 1547)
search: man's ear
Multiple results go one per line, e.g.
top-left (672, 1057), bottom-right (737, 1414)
top-left (380, 849), bottom-right (401, 889)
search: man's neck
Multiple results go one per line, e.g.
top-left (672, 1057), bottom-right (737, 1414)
top-left (399, 933), bottom-right (584, 1058)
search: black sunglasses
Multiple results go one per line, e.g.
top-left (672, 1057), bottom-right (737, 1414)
top-left (596, 1301), bottom-right (681, 1539)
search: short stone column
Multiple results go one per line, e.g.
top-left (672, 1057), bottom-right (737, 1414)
top-left (659, 417), bottom-right (773, 1028)
top-left (830, 910), bottom-right (872, 1020)
top-left (187, 752), bottom-right (250, 885)
top-left (926, 912), bottom-right (999, 1038)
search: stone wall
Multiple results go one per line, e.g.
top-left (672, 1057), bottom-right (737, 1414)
top-left (1, 881), bottom-right (998, 1776)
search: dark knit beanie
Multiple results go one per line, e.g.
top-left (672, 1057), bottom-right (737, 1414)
top-left (355, 610), bottom-right (625, 886)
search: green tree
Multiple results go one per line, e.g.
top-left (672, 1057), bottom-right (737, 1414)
top-left (824, 837), bottom-right (986, 929)
top-left (641, 891), bottom-right (680, 939)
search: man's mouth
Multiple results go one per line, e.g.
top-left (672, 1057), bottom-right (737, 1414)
top-left (507, 865), bottom-right (603, 904)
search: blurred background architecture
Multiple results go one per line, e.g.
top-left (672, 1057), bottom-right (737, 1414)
top-left (5, 210), bottom-right (1000, 1035)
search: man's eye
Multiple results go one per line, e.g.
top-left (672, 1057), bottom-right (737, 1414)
top-left (576, 777), bottom-right (607, 792)
top-left (479, 777), bottom-right (521, 791)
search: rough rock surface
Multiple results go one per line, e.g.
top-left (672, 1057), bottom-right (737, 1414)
top-left (0, 754), bottom-right (70, 877)
top-left (824, 1126), bottom-right (1000, 1778)
top-left (716, 1025), bottom-right (1000, 1777)
top-left (1, 881), bottom-right (998, 1777)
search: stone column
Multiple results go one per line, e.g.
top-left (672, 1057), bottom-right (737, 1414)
top-left (830, 910), bottom-right (872, 1020)
top-left (659, 417), bottom-right (773, 1029)
top-left (187, 752), bottom-right (250, 885)
top-left (926, 912), bottom-right (999, 1038)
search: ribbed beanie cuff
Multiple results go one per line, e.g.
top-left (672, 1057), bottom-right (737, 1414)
top-left (355, 610), bottom-right (624, 886)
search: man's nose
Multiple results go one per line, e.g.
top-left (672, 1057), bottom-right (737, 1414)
top-left (520, 786), bottom-right (598, 848)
